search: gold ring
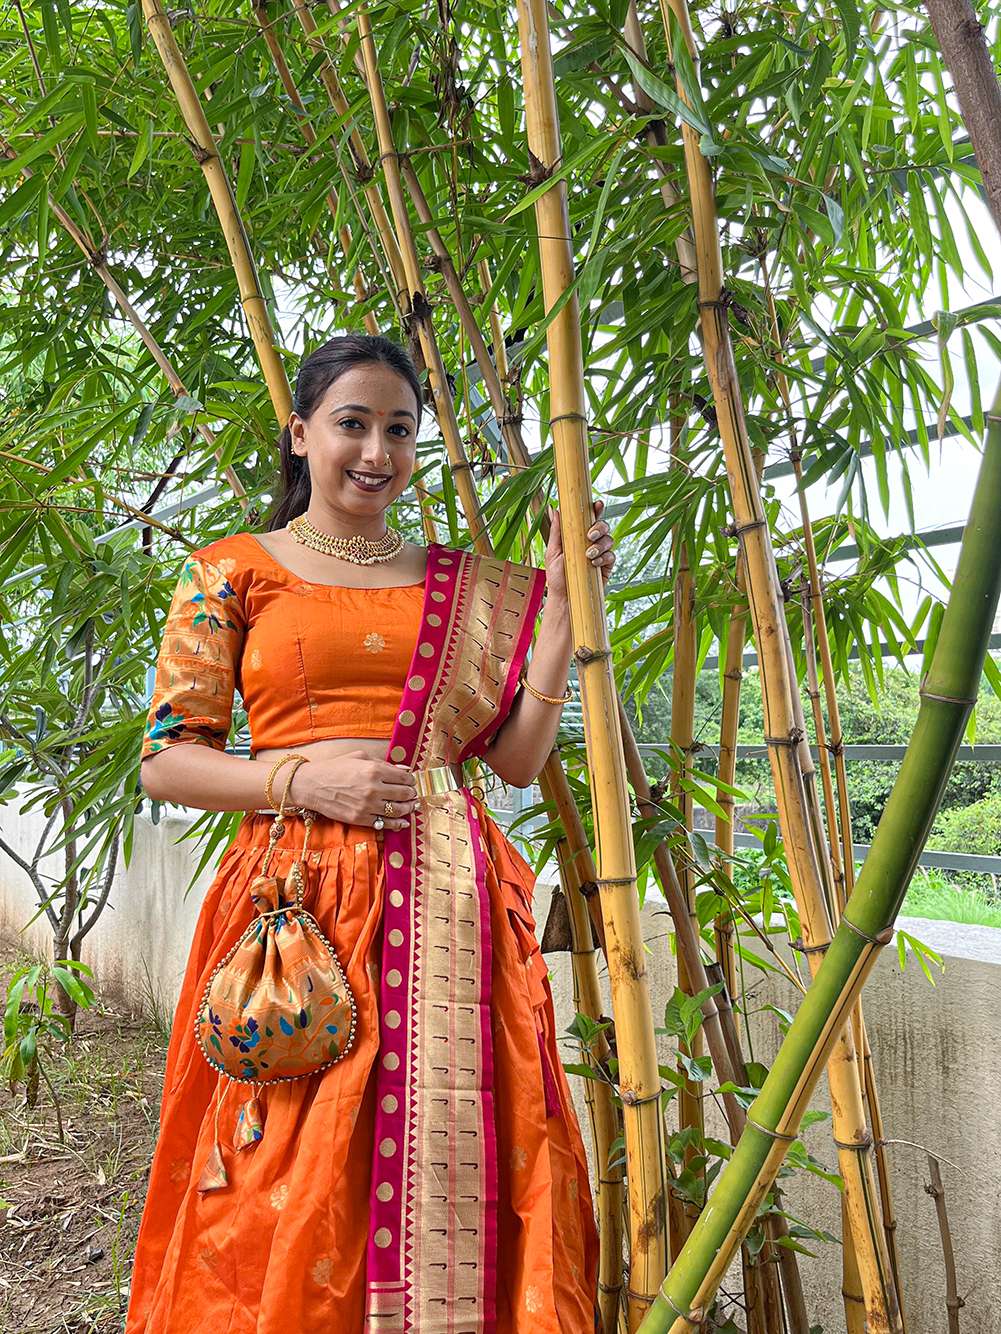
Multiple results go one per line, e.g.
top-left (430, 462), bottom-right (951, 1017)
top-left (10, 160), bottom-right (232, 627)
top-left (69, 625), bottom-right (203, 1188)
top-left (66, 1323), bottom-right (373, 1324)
top-left (384, 800), bottom-right (396, 818)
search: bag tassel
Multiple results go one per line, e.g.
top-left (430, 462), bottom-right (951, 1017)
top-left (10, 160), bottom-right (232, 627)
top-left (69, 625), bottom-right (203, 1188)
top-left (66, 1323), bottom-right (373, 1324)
top-left (196, 1077), bottom-right (231, 1193)
top-left (233, 1084), bottom-right (266, 1151)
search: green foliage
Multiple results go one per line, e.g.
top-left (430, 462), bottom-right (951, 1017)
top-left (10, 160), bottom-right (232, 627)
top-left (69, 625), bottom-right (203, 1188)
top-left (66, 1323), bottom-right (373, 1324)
top-left (2, 957), bottom-right (96, 1141)
top-left (903, 868), bottom-right (1001, 928)
top-left (928, 788), bottom-right (1001, 861)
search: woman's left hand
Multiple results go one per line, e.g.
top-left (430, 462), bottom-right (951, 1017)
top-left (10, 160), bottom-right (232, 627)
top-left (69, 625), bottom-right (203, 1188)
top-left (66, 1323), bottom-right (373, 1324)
top-left (544, 498), bottom-right (615, 604)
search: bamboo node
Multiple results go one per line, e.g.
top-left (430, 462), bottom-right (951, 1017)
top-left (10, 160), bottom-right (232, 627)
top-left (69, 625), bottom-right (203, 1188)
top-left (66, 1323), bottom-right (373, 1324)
top-left (730, 517), bottom-right (768, 538)
top-left (840, 916), bottom-right (894, 947)
top-left (620, 1083), bottom-right (668, 1107)
top-left (789, 936), bottom-right (829, 956)
top-left (763, 730), bottom-right (804, 748)
top-left (918, 687), bottom-right (978, 706)
top-left (746, 1116), bottom-right (798, 1144)
top-left (594, 876), bottom-right (637, 887)
top-left (187, 138), bottom-right (214, 166)
top-left (649, 1287), bottom-right (704, 1326)
top-left (833, 1131), bottom-right (874, 1152)
top-left (548, 410), bottom-right (588, 428)
top-left (574, 645), bottom-right (612, 664)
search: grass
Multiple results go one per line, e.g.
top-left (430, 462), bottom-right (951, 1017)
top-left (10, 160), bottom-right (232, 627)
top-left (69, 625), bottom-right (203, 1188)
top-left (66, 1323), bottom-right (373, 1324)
top-left (901, 868), bottom-right (1001, 928)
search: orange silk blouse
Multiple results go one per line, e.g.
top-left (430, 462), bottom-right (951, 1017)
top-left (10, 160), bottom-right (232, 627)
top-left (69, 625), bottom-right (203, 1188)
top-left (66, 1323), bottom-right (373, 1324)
top-left (140, 531), bottom-right (425, 761)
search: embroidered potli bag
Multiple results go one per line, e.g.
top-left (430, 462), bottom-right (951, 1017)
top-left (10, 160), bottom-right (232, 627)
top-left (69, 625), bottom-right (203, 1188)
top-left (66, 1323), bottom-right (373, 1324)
top-left (193, 801), bottom-right (358, 1192)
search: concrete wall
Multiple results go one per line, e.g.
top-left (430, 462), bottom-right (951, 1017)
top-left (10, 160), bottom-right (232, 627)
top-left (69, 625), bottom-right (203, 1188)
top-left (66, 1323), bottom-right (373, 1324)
top-left (2, 796), bottom-right (1000, 1330)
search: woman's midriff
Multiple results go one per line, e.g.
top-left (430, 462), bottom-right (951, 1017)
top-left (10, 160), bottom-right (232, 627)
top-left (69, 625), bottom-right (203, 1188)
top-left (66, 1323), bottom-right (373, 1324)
top-left (252, 737), bottom-right (393, 765)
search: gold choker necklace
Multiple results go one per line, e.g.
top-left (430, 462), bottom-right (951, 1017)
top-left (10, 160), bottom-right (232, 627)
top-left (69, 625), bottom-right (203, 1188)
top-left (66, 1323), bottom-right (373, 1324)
top-left (288, 513), bottom-right (405, 565)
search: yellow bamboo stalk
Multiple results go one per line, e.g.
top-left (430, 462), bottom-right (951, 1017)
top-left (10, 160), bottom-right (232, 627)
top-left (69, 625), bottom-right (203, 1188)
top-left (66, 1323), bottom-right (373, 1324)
top-left (712, 591), bottom-right (745, 999)
top-left (622, 3), bottom-right (697, 287)
top-left (141, 0), bottom-right (292, 426)
top-left (288, 0), bottom-right (408, 308)
top-left (543, 768), bottom-right (627, 1334)
top-left (670, 543), bottom-right (789, 1334)
top-left (318, 7), bottom-right (487, 554)
top-left (249, 0), bottom-right (381, 337)
top-left (668, 459), bottom-right (703, 1252)
top-left (712, 443), bottom-right (764, 1006)
top-left (652, 1), bottom-right (901, 1327)
top-left (478, 258), bottom-right (511, 386)
top-left (514, 0), bottom-right (671, 1322)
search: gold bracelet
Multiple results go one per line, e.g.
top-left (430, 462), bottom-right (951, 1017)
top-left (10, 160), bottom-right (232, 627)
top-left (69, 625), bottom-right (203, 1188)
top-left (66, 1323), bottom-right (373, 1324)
top-left (265, 753), bottom-right (304, 810)
top-left (519, 669), bottom-right (572, 705)
top-left (278, 755), bottom-right (310, 815)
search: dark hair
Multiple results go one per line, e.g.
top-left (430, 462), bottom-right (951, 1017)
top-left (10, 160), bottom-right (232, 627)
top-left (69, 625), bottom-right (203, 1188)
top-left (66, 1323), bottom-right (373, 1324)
top-left (264, 334), bottom-right (424, 531)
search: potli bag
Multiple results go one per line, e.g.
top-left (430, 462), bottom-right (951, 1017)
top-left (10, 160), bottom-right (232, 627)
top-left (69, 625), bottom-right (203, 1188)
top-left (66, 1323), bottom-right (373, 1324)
top-left (192, 803), bottom-right (358, 1192)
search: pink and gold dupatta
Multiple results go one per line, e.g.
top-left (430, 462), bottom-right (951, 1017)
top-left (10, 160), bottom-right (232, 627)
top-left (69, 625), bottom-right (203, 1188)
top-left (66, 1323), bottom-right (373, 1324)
top-left (365, 540), bottom-right (547, 1331)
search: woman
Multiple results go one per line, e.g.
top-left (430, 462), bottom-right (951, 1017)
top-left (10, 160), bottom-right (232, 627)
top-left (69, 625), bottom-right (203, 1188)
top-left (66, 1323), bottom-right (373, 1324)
top-left (128, 333), bottom-right (616, 1333)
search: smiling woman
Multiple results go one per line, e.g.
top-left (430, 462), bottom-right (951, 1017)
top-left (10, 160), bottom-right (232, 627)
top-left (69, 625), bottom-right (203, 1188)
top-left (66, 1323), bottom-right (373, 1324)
top-left (126, 333), bottom-right (607, 1334)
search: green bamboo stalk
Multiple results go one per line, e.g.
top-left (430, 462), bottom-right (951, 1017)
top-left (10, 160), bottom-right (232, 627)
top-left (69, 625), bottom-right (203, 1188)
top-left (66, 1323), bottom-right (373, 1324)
top-left (637, 375), bottom-right (1001, 1331)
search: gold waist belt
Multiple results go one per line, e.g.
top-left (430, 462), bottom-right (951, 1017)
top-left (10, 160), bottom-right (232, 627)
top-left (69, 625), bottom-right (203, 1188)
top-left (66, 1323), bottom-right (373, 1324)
top-left (254, 760), bottom-right (465, 815)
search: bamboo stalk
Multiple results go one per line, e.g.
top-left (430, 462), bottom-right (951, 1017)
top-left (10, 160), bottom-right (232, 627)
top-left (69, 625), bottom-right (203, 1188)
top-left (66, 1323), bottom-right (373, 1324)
top-left (668, 451), bottom-right (703, 1252)
top-left (141, 0), bottom-right (292, 426)
top-left (709, 967), bottom-right (808, 1334)
top-left (651, 2), bottom-right (900, 1324)
top-left (712, 443), bottom-right (765, 1007)
top-left (925, 1155), bottom-right (964, 1333)
top-left (799, 485), bottom-right (906, 1310)
top-left (638, 374), bottom-right (1001, 1331)
top-left (250, 0), bottom-right (381, 337)
top-left (287, 0), bottom-right (408, 311)
top-left (712, 582), bottom-right (745, 1002)
top-left (514, 0), bottom-right (671, 1321)
top-left (542, 767), bottom-right (627, 1334)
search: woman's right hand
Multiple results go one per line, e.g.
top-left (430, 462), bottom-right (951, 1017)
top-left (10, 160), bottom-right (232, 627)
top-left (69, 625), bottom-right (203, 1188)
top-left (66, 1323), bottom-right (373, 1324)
top-left (287, 749), bottom-right (419, 829)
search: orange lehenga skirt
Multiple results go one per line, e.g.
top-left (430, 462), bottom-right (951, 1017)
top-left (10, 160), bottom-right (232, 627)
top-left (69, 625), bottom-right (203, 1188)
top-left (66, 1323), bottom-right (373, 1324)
top-left (125, 799), bottom-right (600, 1332)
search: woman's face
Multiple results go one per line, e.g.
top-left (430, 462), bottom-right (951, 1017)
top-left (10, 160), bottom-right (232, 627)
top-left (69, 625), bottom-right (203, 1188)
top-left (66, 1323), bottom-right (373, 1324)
top-left (290, 362), bottom-right (420, 523)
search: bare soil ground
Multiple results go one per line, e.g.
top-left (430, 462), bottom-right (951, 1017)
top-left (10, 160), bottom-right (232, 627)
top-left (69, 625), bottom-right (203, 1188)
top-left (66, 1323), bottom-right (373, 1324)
top-left (0, 938), bottom-right (165, 1334)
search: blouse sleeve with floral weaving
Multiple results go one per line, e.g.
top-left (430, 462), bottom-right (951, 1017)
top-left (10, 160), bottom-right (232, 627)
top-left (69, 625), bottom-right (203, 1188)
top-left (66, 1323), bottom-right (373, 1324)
top-left (140, 552), bottom-right (245, 761)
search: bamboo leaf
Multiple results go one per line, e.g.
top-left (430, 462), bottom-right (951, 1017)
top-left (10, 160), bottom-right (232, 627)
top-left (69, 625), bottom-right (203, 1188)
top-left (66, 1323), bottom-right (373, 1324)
top-left (0, 111), bottom-right (86, 178)
top-left (82, 82), bottom-right (99, 152)
top-left (236, 136), bottom-right (256, 212)
top-left (127, 117), bottom-right (154, 180)
top-left (620, 47), bottom-right (712, 140)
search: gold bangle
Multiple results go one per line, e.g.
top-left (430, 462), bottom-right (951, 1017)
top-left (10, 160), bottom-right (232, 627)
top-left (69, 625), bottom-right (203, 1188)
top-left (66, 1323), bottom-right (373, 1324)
top-left (265, 753), bottom-right (304, 810)
top-left (278, 755), bottom-right (310, 815)
top-left (519, 669), bottom-right (572, 705)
